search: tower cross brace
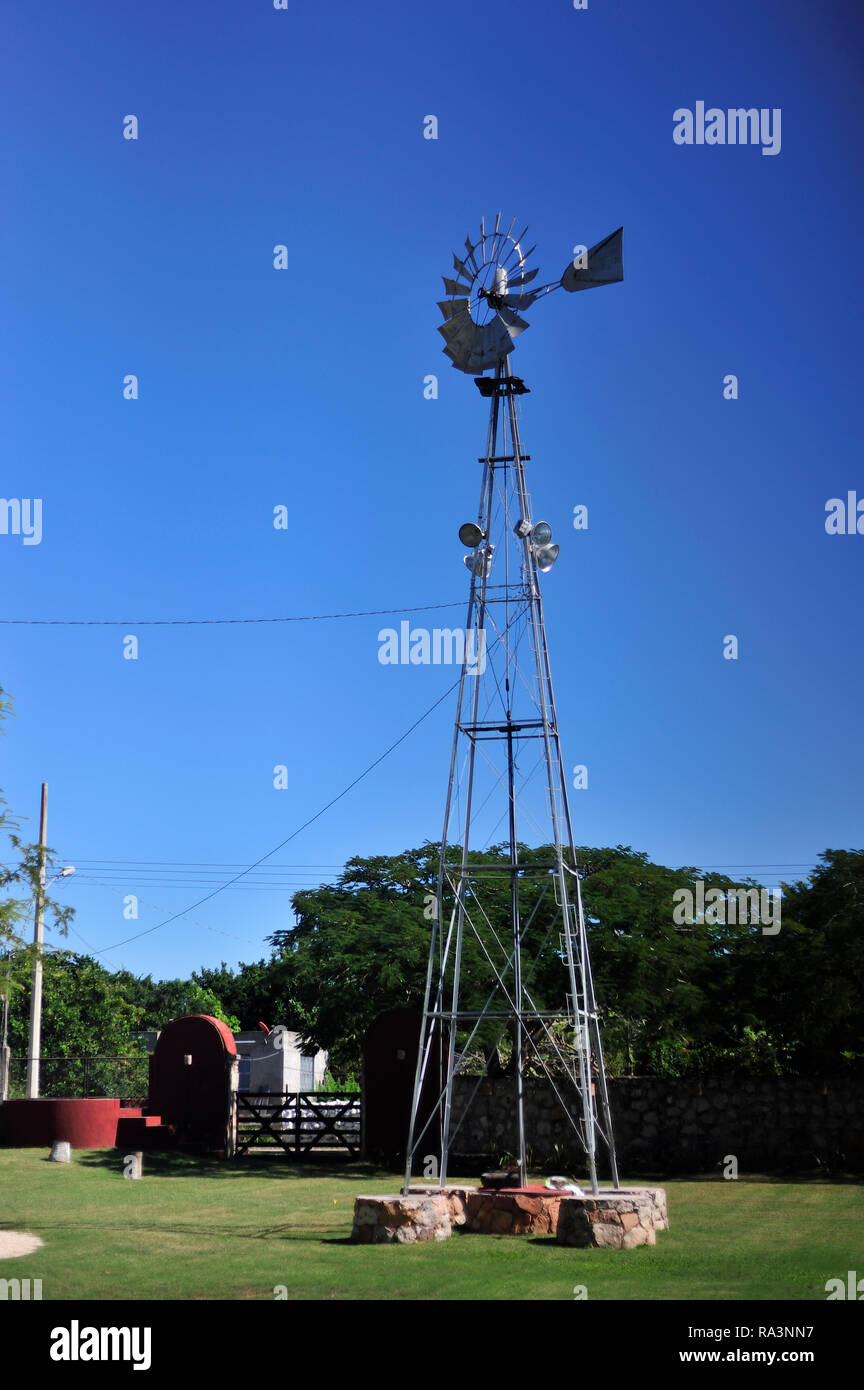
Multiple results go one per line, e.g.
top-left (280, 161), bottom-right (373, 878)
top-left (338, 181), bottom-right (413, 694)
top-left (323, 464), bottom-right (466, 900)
top-left (403, 357), bottom-right (620, 1196)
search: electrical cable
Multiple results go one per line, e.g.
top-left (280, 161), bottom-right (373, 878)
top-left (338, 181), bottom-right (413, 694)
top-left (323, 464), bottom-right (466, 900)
top-left (0, 601), bottom-right (464, 627)
top-left (92, 675), bottom-right (461, 957)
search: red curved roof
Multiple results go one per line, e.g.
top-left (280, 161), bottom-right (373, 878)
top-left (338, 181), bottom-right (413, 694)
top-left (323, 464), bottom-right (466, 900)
top-left (179, 1014), bottom-right (238, 1055)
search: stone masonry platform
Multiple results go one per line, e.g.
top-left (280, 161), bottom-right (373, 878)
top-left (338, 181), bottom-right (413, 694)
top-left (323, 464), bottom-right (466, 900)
top-left (557, 1187), bottom-right (668, 1249)
top-left (351, 1184), bottom-right (667, 1247)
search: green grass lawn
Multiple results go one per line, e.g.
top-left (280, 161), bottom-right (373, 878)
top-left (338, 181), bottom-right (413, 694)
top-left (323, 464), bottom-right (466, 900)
top-left (1, 1148), bottom-right (861, 1300)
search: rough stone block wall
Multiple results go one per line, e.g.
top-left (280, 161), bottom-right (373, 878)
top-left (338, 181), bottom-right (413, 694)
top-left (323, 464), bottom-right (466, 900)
top-left (449, 1076), bottom-right (863, 1174)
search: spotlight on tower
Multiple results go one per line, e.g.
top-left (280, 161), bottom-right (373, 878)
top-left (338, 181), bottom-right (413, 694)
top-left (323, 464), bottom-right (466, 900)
top-left (534, 543), bottom-right (560, 572)
top-left (514, 518), bottom-right (559, 570)
top-left (463, 543), bottom-right (495, 577)
top-left (458, 522), bottom-right (486, 547)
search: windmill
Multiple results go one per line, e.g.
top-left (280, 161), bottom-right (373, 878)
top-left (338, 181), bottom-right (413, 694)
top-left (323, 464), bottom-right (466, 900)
top-left (403, 216), bottom-right (624, 1196)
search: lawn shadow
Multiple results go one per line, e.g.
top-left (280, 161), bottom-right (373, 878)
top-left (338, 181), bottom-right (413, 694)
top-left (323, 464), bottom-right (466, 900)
top-left (76, 1148), bottom-right (388, 1183)
top-left (637, 1170), bottom-right (863, 1185)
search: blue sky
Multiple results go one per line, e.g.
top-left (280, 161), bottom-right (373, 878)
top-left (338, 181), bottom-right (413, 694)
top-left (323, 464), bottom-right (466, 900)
top-left (1, 0), bottom-right (862, 979)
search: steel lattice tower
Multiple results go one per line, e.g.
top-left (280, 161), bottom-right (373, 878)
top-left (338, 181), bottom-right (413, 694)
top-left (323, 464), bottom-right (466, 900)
top-left (403, 217), bottom-right (623, 1195)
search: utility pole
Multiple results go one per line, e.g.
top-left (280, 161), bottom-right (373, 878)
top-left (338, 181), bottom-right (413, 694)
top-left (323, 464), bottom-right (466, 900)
top-left (0, 986), bottom-right (10, 1102)
top-left (26, 782), bottom-right (48, 1100)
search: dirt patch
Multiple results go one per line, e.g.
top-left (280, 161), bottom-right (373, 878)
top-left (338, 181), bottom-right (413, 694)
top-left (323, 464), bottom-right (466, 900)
top-left (0, 1230), bottom-right (44, 1260)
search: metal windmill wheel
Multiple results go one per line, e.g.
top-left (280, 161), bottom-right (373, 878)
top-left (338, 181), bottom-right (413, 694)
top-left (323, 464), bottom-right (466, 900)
top-left (437, 214), bottom-right (623, 373)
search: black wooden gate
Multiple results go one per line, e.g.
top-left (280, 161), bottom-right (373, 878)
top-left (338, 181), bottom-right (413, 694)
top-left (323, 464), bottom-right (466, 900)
top-left (236, 1092), bottom-right (361, 1157)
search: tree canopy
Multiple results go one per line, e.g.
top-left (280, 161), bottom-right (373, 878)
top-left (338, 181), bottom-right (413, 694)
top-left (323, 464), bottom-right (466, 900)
top-left (265, 843), bottom-right (864, 1079)
top-left (3, 675), bottom-right (861, 1079)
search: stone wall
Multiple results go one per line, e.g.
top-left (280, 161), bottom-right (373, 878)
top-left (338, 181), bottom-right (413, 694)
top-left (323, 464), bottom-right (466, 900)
top-left (449, 1075), bottom-right (863, 1174)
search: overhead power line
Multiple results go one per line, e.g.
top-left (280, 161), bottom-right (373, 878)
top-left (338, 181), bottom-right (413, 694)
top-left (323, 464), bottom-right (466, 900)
top-left (0, 601), bottom-right (464, 627)
top-left (92, 675), bottom-right (461, 958)
top-left (67, 858), bottom-right (819, 871)
top-left (68, 860), bottom-right (350, 867)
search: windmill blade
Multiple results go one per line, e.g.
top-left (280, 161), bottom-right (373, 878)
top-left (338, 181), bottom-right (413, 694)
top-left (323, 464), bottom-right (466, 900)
top-left (560, 226), bottom-right (624, 292)
top-left (498, 307), bottom-right (530, 338)
top-left (438, 298), bottom-right (470, 322)
top-left (482, 319), bottom-right (513, 359)
top-left (488, 212), bottom-right (505, 263)
top-left (511, 225), bottom-right (530, 256)
top-left (453, 253), bottom-right (473, 280)
top-left (437, 319), bottom-right (465, 346)
top-left (450, 332), bottom-right (481, 362)
top-left (442, 276), bottom-right (472, 297)
top-left (506, 266), bottom-right (539, 288)
top-left (440, 317), bottom-right (487, 372)
top-left (467, 339), bottom-right (496, 370)
top-left (438, 316), bottom-right (474, 345)
top-left (509, 232), bottom-right (533, 267)
top-left (464, 236), bottom-right (480, 271)
top-left (508, 242), bottom-right (536, 272)
top-left (500, 292), bottom-right (538, 313)
top-left (439, 316), bottom-right (481, 349)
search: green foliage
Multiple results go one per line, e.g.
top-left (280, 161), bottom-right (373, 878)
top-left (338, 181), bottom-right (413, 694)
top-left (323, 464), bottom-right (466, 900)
top-left (265, 843), bottom-right (864, 1080)
top-left (192, 959), bottom-right (294, 1033)
top-left (268, 846), bottom-right (441, 1075)
top-left (317, 1070), bottom-right (361, 1093)
top-left (3, 951), bottom-right (144, 1058)
top-left (109, 971), bottom-right (240, 1032)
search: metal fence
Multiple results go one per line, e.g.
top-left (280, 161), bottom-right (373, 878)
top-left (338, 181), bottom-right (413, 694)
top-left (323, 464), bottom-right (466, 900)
top-left (5, 1055), bottom-right (150, 1104)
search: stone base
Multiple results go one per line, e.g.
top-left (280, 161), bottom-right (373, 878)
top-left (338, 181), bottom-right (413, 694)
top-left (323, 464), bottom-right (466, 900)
top-left (351, 1184), bottom-right (668, 1249)
top-left (466, 1186), bottom-right (565, 1236)
top-left (351, 1193), bottom-right (452, 1244)
top-left (404, 1184), bottom-right (564, 1235)
top-left (405, 1185), bottom-right (470, 1227)
top-left (556, 1186), bottom-right (667, 1249)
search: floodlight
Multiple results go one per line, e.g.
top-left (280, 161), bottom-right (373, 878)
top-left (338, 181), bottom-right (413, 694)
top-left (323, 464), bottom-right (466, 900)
top-left (535, 543), bottom-right (559, 572)
top-left (459, 522), bottom-right (485, 547)
top-left (463, 543), bottom-right (495, 577)
top-left (531, 520), bottom-right (553, 546)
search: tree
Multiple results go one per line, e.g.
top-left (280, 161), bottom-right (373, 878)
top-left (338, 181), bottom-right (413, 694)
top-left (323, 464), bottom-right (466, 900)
top-left (269, 846), bottom-right (438, 1076)
top-left (108, 971), bottom-right (240, 1032)
top-left (729, 849), bottom-right (864, 1074)
top-left (3, 952), bottom-right (143, 1059)
top-left (575, 845), bottom-right (762, 1074)
top-left (192, 959), bottom-right (292, 1032)
top-left (263, 842), bottom-right (864, 1078)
